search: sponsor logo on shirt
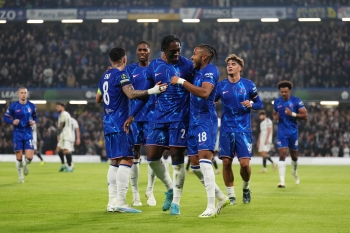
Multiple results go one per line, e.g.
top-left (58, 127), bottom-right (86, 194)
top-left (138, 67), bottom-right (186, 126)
top-left (204, 73), bottom-right (213, 77)
top-left (155, 73), bottom-right (162, 77)
top-left (223, 91), bottom-right (229, 95)
top-left (133, 74), bottom-right (139, 78)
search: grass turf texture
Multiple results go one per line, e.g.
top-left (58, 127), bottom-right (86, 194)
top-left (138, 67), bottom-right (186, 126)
top-left (0, 162), bottom-right (349, 233)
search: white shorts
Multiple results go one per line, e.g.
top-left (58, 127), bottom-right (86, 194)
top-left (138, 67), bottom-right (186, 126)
top-left (258, 142), bottom-right (272, 153)
top-left (57, 138), bottom-right (74, 152)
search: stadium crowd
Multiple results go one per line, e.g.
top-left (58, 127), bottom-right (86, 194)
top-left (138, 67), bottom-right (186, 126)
top-left (1, 105), bottom-right (349, 158)
top-left (2, 0), bottom-right (349, 8)
top-left (0, 21), bottom-right (349, 89)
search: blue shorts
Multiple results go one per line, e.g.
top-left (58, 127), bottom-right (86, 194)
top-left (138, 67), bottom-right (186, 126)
top-left (276, 132), bottom-right (298, 151)
top-left (146, 121), bottom-right (188, 147)
top-left (131, 121), bottom-right (149, 145)
top-left (187, 123), bottom-right (217, 156)
top-left (104, 132), bottom-right (134, 159)
top-left (219, 132), bottom-right (252, 160)
top-left (13, 139), bottom-right (34, 151)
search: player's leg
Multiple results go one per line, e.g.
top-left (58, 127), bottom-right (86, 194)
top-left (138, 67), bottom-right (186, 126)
top-left (56, 141), bottom-right (66, 171)
top-left (260, 151), bottom-right (268, 173)
top-left (15, 146), bottom-right (24, 183)
top-left (107, 159), bottom-right (118, 212)
top-left (61, 139), bottom-right (74, 172)
top-left (277, 134), bottom-right (289, 187)
top-left (22, 139), bottom-right (35, 176)
top-left (131, 144), bottom-right (142, 206)
top-left (236, 132), bottom-right (253, 204)
top-left (145, 159), bottom-right (157, 206)
top-left (267, 150), bottom-right (276, 170)
top-left (113, 131), bottom-right (141, 213)
top-left (162, 149), bottom-right (170, 172)
top-left (220, 132), bottom-right (236, 205)
top-left (168, 121), bottom-right (188, 215)
top-left (289, 133), bottom-right (300, 184)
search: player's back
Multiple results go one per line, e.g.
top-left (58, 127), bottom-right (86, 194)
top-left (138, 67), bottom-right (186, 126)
top-left (216, 78), bottom-right (257, 132)
top-left (58, 111), bottom-right (72, 139)
top-left (5, 100), bottom-right (36, 140)
top-left (98, 68), bottom-right (130, 135)
top-left (190, 63), bottom-right (219, 123)
top-left (260, 118), bottom-right (273, 140)
top-left (127, 62), bottom-right (155, 122)
top-left (70, 117), bottom-right (79, 142)
top-left (147, 56), bottom-right (194, 123)
top-left (274, 96), bottom-right (303, 134)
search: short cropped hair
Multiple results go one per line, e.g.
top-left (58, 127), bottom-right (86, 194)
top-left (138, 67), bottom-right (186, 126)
top-left (258, 110), bottom-right (266, 116)
top-left (277, 80), bottom-right (293, 90)
top-left (161, 34), bottom-right (181, 52)
top-left (56, 102), bottom-right (65, 107)
top-left (109, 47), bottom-right (126, 62)
top-left (225, 54), bottom-right (244, 70)
top-left (137, 41), bottom-right (151, 48)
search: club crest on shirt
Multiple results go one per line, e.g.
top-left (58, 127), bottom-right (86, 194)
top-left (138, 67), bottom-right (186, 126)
top-left (238, 88), bottom-right (246, 94)
top-left (28, 108), bottom-right (31, 113)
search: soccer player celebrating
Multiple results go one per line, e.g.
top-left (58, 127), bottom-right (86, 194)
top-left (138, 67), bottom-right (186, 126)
top-left (257, 110), bottom-right (276, 173)
top-left (171, 44), bottom-right (228, 218)
top-left (3, 87), bottom-right (37, 183)
top-left (273, 80), bottom-right (308, 188)
top-left (56, 103), bottom-right (74, 172)
top-left (142, 34), bottom-right (194, 215)
top-left (96, 47), bottom-right (167, 213)
top-left (215, 54), bottom-right (263, 204)
top-left (126, 41), bottom-right (156, 207)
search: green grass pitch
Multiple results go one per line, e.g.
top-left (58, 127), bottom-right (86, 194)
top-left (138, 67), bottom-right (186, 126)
top-left (0, 162), bottom-right (349, 233)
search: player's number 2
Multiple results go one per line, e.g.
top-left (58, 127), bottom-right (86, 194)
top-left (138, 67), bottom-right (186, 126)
top-left (103, 81), bottom-right (110, 105)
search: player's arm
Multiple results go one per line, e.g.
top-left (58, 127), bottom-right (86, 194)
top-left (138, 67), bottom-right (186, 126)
top-left (285, 107), bottom-right (308, 120)
top-left (57, 115), bottom-right (65, 136)
top-left (122, 81), bottom-right (167, 100)
top-left (273, 110), bottom-right (279, 121)
top-left (29, 105), bottom-right (37, 126)
top-left (170, 76), bottom-right (214, 99)
top-left (3, 105), bottom-right (18, 125)
top-left (96, 88), bottom-right (103, 103)
top-left (75, 126), bottom-right (81, 145)
top-left (257, 131), bottom-right (261, 147)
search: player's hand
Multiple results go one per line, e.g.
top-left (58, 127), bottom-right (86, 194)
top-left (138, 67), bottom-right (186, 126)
top-left (170, 76), bottom-right (180, 85)
top-left (123, 116), bottom-right (134, 134)
top-left (29, 120), bottom-right (35, 127)
top-left (148, 81), bottom-right (168, 94)
top-left (285, 107), bottom-right (292, 116)
top-left (241, 100), bottom-right (252, 108)
top-left (76, 138), bottom-right (81, 146)
top-left (13, 119), bottom-right (19, 125)
top-left (273, 113), bottom-right (279, 121)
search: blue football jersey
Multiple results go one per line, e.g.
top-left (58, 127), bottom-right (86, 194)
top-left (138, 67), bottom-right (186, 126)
top-left (216, 78), bottom-right (259, 132)
top-left (146, 56), bottom-right (194, 123)
top-left (98, 68), bottom-right (131, 135)
top-left (4, 101), bottom-right (37, 140)
top-left (274, 96), bottom-right (305, 134)
top-left (127, 62), bottom-right (156, 122)
top-left (190, 63), bottom-right (219, 124)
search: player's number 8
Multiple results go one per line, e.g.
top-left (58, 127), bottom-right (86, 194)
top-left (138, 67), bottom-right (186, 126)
top-left (103, 81), bottom-right (110, 105)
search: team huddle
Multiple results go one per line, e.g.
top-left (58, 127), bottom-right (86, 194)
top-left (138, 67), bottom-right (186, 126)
top-left (95, 34), bottom-right (308, 218)
top-left (2, 34), bottom-right (308, 219)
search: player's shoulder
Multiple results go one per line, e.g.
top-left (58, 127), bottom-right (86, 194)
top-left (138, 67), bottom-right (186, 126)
top-left (240, 77), bottom-right (255, 86)
top-left (179, 56), bottom-right (193, 66)
top-left (9, 101), bottom-right (19, 108)
top-left (126, 62), bottom-right (139, 73)
top-left (204, 63), bottom-right (219, 73)
top-left (27, 100), bottom-right (36, 107)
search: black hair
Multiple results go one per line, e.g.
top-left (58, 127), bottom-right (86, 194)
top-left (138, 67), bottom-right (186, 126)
top-left (56, 102), bottom-right (65, 107)
top-left (277, 80), bottom-right (293, 90)
top-left (161, 34), bottom-right (181, 52)
top-left (109, 47), bottom-right (126, 62)
top-left (137, 41), bottom-right (151, 48)
top-left (258, 110), bottom-right (266, 116)
top-left (197, 44), bottom-right (219, 64)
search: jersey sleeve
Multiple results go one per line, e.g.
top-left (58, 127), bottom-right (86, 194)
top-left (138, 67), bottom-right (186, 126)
top-left (31, 103), bottom-right (38, 122)
top-left (145, 63), bottom-right (155, 87)
top-left (202, 69), bottom-right (216, 86)
top-left (215, 83), bottom-right (222, 102)
top-left (249, 81), bottom-right (259, 99)
top-left (273, 100), bottom-right (278, 112)
top-left (295, 97), bottom-right (305, 112)
top-left (2, 104), bottom-right (14, 124)
top-left (267, 119), bottom-right (273, 128)
top-left (118, 71), bottom-right (132, 87)
top-left (73, 119), bottom-right (79, 129)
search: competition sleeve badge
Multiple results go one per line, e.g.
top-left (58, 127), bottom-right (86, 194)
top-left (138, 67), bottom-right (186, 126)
top-left (121, 74), bottom-right (128, 80)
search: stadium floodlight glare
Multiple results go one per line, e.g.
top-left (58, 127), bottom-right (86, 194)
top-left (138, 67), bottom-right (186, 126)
top-left (61, 19), bottom-right (83, 23)
top-left (69, 100), bottom-right (88, 105)
top-left (30, 100), bottom-right (47, 104)
top-left (0, 20), bottom-right (6, 24)
top-left (136, 19), bottom-right (159, 23)
top-left (182, 19), bottom-right (200, 23)
top-left (27, 20), bottom-right (44, 24)
top-left (0, 100), bottom-right (6, 104)
top-left (217, 18), bottom-right (240, 22)
top-left (298, 18), bottom-right (321, 22)
top-left (261, 18), bottom-right (279, 22)
top-left (342, 18), bottom-right (350, 21)
top-left (320, 101), bottom-right (339, 106)
top-left (101, 19), bottom-right (119, 23)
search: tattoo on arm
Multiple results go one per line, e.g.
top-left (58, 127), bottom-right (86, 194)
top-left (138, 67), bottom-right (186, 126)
top-left (123, 85), bottom-right (149, 99)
